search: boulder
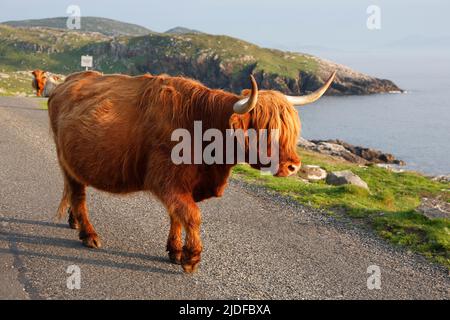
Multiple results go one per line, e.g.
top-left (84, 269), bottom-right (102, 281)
top-left (297, 137), bottom-right (316, 149)
top-left (314, 142), bottom-right (365, 164)
top-left (326, 170), bottom-right (369, 190)
top-left (417, 197), bottom-right (450, 220)
top-left (327, 140), bottom-right (405, 165)
top-left (298, 165), bottom-right (327, 181)
top-left (431, 175), bottom-right (450, 183)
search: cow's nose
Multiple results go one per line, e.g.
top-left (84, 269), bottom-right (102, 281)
top-left (287, 163), bottom-right (301, 175)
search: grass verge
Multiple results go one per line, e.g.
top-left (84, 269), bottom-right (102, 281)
top-left (232, 149), bottom-right (450, 269)
top-left (38, 99), bottom-right (48, 110)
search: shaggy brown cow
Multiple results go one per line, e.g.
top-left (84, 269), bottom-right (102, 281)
top-left (32, 70), bottom-right (46, 97)
top-left (32, 70), bottom-right (61, 97)
top-left (48, 71), bottom-right (335, 273)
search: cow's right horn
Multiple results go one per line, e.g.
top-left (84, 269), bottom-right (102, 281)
top-left (285, 71), bottom-right (336, 106)
top-left (233, 75), bottom-right (259, 114)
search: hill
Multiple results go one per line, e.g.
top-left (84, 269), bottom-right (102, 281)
top-left (1, 17), bottom-right (153, 36)
top-left (165, 26), bottom-right (203, 35)
top-left (0, 23), bottom-right (401, 95)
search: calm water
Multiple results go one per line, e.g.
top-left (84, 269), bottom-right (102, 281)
top-left (298, 50), bottom-right (450, 175)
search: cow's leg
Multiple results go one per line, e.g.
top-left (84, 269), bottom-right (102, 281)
top-left (166, 215), bottom-right (182, 264)
top-left (67, 208), bottom-right (79, 230)
top-left (164, 195), bottom-right (202, 273)
top-left (66, 175), bottom-right (101, 248)
top-left (56, 178), bottom-right (79, 230)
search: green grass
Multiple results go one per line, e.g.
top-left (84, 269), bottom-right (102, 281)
top-left (38, 99), bottom-right (48, 110)
top-left (232, 149), bottom-right (450, 269)
top-left (0, 71), bottom-right (35, 96)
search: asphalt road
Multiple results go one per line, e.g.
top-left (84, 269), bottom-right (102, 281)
top-left (0, 96), bottom-right (448, 300)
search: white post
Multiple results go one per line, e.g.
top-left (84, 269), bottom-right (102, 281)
top-left (81, 55), bottom-right (93, 71)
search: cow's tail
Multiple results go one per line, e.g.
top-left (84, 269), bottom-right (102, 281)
top-left (56, 179), bottom-right (71, 220)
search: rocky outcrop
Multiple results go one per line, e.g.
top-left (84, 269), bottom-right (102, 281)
top-left (326, 170), bottom-right (369, 190)
top-left (298, 138), bottom-right (405, 166)
top-left (418, 197), bottom-right (450, 220)
top-left (310, 57), bottom-right (402, 95)
top-left (83, 34), bottom-right (402, 95)
top-left (431, 175), bottom-right (450, 183)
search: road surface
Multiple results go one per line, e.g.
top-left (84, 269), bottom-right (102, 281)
top-left (0, 96), bottom-right (448, 299)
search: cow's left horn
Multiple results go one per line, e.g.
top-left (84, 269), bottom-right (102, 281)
top-left (285, 71), bottom-right (336, 106)
top-left (233, 75), bottom-right (259, 114)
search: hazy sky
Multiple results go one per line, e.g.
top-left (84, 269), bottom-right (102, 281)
top-left (1, 0), bottom-right (449, 51)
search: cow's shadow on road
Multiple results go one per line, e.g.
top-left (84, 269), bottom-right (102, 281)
top-left (0, 217), bottom-right (179, 275)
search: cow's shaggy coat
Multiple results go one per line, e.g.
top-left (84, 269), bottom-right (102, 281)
top-left (48, 71), bottom-right (303, 272)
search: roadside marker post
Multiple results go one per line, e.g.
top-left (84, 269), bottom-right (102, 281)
top-left (81, 55), bottom-right (93, 71)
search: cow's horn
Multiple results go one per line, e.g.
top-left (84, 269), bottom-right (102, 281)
top-left (233, 75), bottom-right (259, 114)
top-left (285, 71), bottom-right (336, 106)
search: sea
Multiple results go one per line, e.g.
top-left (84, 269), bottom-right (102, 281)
top-left (297, 49), bottom-right (450, 175)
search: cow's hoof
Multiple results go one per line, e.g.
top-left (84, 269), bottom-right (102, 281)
top-left (67, 210), bottom-right (79, 230)
top-left (182, 261), bottom-right (200, 273)
top-left (168, 251), bottom-right (182, 265)
top-left (181, 248), bottom-right (201, 273)
top-left (80, 232), bottom-right (101, 249)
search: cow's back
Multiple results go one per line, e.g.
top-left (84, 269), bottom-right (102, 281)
top-left (48, 71), bottom-right (103, 135)
top-left (48, 72), bottom-right (161, 193)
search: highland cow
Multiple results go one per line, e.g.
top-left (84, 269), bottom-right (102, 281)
top-left (47, 70), bottom-right (335, 273)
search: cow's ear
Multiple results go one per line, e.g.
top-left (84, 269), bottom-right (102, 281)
top-left (241, 89), bottom-right (251, 96)
top-left (229, 113), bottom-right (251, 131)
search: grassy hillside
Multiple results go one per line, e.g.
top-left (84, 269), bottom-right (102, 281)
top-left (0, 25), bottom-right (108, 72)
top-left (105, 32), bottom-right (319, 79)
top-left (0, 24), bottom-right (316, 76)
top-left (233, 149), bottom-right (450, 269)
top-left (0, 22), bottom-right (401, 95)
top-left (2, 17), bottom-right (153, 36)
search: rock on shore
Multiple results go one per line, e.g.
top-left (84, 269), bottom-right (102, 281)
top-left (298, 138), bottom-right (405, 166)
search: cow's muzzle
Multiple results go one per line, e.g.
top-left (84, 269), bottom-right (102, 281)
top-left (275, 161), bottom-right (301, 177)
